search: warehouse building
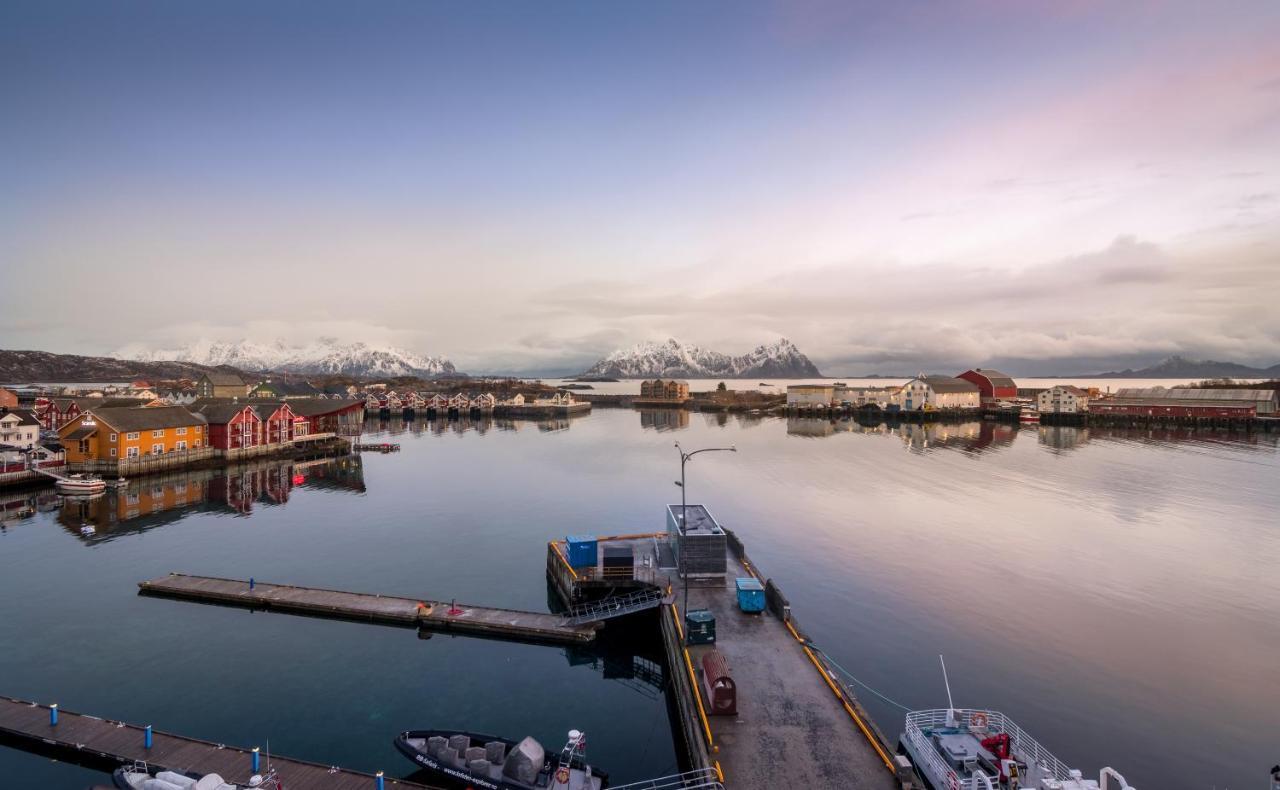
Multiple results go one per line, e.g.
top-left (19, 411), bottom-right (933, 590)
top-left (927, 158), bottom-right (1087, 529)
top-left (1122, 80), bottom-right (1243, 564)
top-left (1091, 387), bottom-right (1277, 418)
top-left (956, 368), bottom-right (1018, 403)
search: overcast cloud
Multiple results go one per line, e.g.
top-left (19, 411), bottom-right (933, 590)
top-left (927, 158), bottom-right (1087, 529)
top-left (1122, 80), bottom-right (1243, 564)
top-left (1, 1), bottom-right (1278, 375)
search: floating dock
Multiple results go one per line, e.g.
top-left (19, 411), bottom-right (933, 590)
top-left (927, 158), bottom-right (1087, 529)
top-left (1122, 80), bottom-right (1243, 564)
top-left (0, 694), bottom-right (435, 789)
top-left (547, 514), bottom-right (908, 789)
top-left (139, 573), bottom-right (600, 644)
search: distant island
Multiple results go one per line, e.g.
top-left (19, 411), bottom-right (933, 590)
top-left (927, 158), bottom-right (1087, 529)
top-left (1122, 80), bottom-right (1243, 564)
top-left (1088, 355), bottom-right (1280, 379)
top-left (579, 337), bottom-right (822, 378)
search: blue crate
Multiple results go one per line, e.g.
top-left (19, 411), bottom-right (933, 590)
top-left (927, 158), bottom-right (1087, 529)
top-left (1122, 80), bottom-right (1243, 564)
top-left (735, 577), bottom-right (765, 613)
top-left (565, 535), bottom-right (598, 569)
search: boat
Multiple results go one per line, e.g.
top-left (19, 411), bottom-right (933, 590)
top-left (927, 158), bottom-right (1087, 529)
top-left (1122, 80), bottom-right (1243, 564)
top-left (80, 524), bottom-right (96, 536)
top-left (395, 728), bottom-right (607, 790)
top-left (1018, 409), bottom-right (1040, 424)
top-left (900, 708), bottom-right (1135, 789)
top-left (56, 473), bottom-right (107, 495)
top-left (113, 761), bottom-right (280, 789)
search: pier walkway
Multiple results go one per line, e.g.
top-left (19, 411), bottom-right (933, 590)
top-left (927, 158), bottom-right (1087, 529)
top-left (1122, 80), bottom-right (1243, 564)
top-left (0, 695), bottom-right (435, 789)
top-left (139, 573), bottom-right (600, 644)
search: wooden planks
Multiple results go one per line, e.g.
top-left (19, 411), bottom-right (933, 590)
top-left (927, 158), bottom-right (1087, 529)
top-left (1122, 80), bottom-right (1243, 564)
top-left (0, 695), bottom-right (435, 789)
top-left (139, 573), bottom-right (599, 644)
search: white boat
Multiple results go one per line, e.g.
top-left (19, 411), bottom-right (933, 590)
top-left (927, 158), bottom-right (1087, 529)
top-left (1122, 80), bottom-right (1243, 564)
top-left (1018, 409), bottom-right (1040, 424)
top-left (900, 708), bottom-right (1135, 790)
top-left (114, 761), bottom-right (280, 789)
top-left (56, 473), bottom-right (107, 495)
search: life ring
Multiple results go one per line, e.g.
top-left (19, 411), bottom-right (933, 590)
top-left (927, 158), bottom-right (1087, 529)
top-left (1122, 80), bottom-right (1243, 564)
top-left (556, 766), bottom-right (571, 784)
top-left (970, 712), bottom-right (989, 729)
top-left (946, 772), bottom-right (960, 790)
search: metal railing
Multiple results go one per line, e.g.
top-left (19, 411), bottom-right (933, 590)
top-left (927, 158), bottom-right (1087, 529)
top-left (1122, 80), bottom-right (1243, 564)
top-left (566, 587), bottom-right (665, 625)
top-left (608, 768), bottom-right (724, 790)
top-left (904, 708), bottom-right (1075, 789)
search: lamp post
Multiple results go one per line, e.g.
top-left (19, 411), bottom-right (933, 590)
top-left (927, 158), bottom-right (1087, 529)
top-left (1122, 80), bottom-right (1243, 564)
top-left (674, 442), bottom-right (736, 628)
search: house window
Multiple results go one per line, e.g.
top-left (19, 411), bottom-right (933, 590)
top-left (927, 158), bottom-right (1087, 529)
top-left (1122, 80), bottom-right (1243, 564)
top-left (152, 429), bottom-right (164, 438)
top-left (127, 432), bottom-right (140, 440)
top-left (110, 448), bottom-right (117, 457)
top-left (110, 433), bottom-right (117, 442)
top-left (176, 427), bottom-right (187, 436)
top-left (175, 440), bottom-right (187, 450)
top-left (151, 443), bottom-right (163, 454)
top-left (127, 447), bottom-right (139, 459)
top-left (78, 439), bottom-right (90, 454)
top-left (193, 440), bottom-right (201, 448)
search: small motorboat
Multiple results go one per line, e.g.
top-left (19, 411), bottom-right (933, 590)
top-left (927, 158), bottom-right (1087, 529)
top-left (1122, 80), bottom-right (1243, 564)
top-left (56, 473), bottom-right (107, 495)
top-left (1018, 408), bottom-right (1040, 424)
top-left (113, 761), bottom-right (280, 789)
top-left (395, 728), bottom-right (606, 790)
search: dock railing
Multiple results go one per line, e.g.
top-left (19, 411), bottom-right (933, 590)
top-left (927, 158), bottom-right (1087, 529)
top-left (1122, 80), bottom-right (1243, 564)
top-left (904, 708), bottom-right (1074, 788)
top-left (608, 768), bottom-right (724, 790)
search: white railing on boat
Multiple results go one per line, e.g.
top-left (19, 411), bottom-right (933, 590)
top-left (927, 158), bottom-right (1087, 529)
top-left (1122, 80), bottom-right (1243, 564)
top-left (905, 708), bottom-right (1075, 788)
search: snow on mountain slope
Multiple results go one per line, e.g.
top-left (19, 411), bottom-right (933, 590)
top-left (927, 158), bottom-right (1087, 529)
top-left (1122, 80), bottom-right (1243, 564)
top-left (114, 338), bottom-right (457, 378)
top-left (579, 338), bottom-right (822, 378)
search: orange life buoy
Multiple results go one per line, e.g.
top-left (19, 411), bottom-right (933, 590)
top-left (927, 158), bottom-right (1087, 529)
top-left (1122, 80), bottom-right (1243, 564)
top-left (970, 711), bottom-right (989, 729)
top-left (556, 766), bottom-right (571, 784)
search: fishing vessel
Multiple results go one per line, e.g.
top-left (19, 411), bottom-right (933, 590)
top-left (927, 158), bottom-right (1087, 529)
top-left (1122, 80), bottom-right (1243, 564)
top-left (395, 728), bottom-right (607, 790)
top-left (899, 660), bottom-right (1134, 790)
top-left (56, 473), bottom-right (107, 495)
top-left (1018, 408), bottom-right (1040, 424)
top-left (113, 762), bottom-right (280, 789)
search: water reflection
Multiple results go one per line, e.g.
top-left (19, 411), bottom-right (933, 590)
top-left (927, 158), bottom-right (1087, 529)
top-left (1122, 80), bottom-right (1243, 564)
top-left (639, 409), bottom-right (689, 431)
top-left (367, 414), bottom-right (583, 436)
top-left (48, 456), bottom-right (365, 541)
top-left (1038, 425), bottom-right (1091, 452)
top-left (786, 418), bottom-right (1019, 453)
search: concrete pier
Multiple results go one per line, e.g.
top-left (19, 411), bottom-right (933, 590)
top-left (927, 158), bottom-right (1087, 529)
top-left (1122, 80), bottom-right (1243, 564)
top-left (140, 573), bottom-right (600, 644)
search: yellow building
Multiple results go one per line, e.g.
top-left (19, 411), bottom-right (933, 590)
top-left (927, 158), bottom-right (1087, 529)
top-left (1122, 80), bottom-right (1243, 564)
top-left (59, 406), bottom-right (208, 463)
top-left (639, 379), bottom-right (691, 400)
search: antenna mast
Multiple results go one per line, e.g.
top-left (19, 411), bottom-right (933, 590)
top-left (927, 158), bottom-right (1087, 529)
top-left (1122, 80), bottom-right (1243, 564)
top-left (939, 654), bottom-right (956, 714)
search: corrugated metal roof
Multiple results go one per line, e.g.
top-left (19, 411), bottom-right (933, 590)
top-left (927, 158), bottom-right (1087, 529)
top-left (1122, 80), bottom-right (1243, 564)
top-left (1114, 387), bottom-right (1275, 402)
top-left (921, 376), bottom-right (980, 394)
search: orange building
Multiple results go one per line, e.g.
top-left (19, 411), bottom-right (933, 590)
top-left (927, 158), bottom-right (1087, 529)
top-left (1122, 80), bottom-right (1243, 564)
top-left (59, 406), bottom-right (208, 463)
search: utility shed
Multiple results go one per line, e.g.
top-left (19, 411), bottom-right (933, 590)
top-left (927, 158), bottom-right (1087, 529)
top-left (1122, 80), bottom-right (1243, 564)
top-left (667, 504), bottom-right (727, 576)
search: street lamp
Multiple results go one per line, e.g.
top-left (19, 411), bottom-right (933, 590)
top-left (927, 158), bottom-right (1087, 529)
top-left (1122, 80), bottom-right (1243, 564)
top-left (674, 442), bottom-right (736, 628)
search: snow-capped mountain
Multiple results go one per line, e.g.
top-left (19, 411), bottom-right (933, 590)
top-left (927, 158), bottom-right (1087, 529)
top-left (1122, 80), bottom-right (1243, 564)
top-left (113, 338), bottom-right (457, 378)
top-left (579, 338), bottom-right (822, 378)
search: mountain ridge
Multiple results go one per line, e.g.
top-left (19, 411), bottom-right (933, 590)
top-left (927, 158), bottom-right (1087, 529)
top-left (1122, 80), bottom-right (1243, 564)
top-left (579, 338), bottom-right (822, 378)
top-left (1091, 355), bottom-right (1280, 379)
top-left (114, 338), bottom-right (457, 378)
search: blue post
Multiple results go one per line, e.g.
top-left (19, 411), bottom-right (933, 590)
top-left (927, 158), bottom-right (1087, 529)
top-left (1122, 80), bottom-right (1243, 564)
top-left (249, 577), bottom-right (255, 590)
top-left (145, 724), bottom-right (152, 749)
top-left (252, 746), bottom-right (260, 773)
top-left (49, 704), bottom-right (57, 726)
top-left (376, 771), bottom-right (385, 790)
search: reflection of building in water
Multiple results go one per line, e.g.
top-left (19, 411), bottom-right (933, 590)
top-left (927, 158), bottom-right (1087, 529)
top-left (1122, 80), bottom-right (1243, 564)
top-left (895, 420), bottom-right (1015, 453)
top-left (640, 409), bottom-right (689, 431)
top-left (1038, 425), bottom-right (1091, 451)
top-left (787, 417), bottom-right (838, 437)
top-left (56, 455), bottom-right (365, 539)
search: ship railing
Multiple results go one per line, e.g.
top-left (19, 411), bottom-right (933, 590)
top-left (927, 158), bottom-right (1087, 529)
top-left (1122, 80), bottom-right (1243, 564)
top-left (905, 708), bottom-right (1074, 783)
top-left (608, 767), bottom-right (724, 790)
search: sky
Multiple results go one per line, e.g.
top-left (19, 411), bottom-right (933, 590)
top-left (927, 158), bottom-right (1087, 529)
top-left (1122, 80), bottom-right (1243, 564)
top-left (2, 0), bottom-right (1278, 376)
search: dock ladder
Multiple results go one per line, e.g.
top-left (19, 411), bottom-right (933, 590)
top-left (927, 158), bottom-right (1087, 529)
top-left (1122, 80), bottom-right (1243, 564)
top-left (565, 587), bottom-right (665, 625)
top-left (608, 768), bottom-right (724, 790)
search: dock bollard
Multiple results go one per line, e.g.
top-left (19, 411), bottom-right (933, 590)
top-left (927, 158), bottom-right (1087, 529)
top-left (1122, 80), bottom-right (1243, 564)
top-left (252, 746), bottom-right (260, 772)
top-left (145, 724), bottom-right (152, 749)
top-left (49, 704), bottom-right (57, 726)
top-left (376, 770), bottom-right (385, 790)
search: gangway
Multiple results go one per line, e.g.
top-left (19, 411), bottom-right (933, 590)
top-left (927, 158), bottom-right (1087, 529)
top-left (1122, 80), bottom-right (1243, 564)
top-left (609, 768), bottom-right (724, 790)
top-left (566, 587), bottom-right (665, 625)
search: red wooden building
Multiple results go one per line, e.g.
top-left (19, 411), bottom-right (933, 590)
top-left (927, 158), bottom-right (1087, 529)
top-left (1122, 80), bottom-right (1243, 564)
top-left (254, 402), bottom-right (298, 445)
top-left (955, 369), bottom-right (1018, 402)
top-left (195, 403), bottom-right (263, 450)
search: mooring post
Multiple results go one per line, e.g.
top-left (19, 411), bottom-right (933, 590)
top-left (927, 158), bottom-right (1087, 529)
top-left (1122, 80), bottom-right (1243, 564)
top-left (49, 704), bottom-right (57, 726)
top-left (376, 770), bottom-right (385, 790)
top-left (145, 724), bottom-right (153, 749)
top-left (249, 577), bottom-right (255, 590)
top-left (252, 746), bottom-right (260, 772)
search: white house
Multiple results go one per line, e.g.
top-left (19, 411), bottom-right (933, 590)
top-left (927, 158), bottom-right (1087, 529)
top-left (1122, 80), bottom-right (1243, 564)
top-left (892, 377), bottom-right (981, 410)
top-left (0, 409), bottom-right (42, 466)
top-left (787, 385), bottom-right (835, 407)
top-left (1037, 385), bottom-right (1089, 414)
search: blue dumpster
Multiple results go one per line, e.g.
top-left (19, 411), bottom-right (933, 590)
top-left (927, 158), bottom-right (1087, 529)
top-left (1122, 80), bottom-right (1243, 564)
top-left (565, 535), bottom-right (598, 569)
top-left (735, 577), bottom-right (765, 613)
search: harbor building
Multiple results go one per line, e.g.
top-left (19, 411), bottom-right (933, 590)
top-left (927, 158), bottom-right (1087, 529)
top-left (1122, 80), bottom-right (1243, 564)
top-left (892, 376), bottom-right (981, 410)
top-left (248, 379), bottom-right (322, 400)
top-left (59, 406), bottom-right (208, 463)
top-left (786, 384), bottom-right (835, 407)
top-left (0, 388), bottom-right (17, 408)
top-left (1091, 387), bottom-right (1277, 418)
top-left (638, 379), bottom-right (692, 404)
top-left (667, 503), bottom-right (727, 578)
top-left (1038, 385), bottom-right (1089, 414)
top-left (195, 371), bottom-right (251, 399)
top-left (956, 368), bottom-right (1017, 403)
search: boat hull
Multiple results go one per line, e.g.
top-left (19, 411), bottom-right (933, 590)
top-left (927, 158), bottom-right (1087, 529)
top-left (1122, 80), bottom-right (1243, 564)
top-left (395, 730), bottom-right (606, 790)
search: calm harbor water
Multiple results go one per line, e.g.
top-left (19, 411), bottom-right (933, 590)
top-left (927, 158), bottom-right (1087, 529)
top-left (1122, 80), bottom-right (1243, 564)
top-left (2, 409), bottom-right (1278, 788)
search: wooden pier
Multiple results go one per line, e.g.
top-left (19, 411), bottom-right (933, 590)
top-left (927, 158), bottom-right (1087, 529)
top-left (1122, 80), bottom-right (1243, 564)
top-left (139, 573), bottom-right (600, 644)
top-left (0, 694), bottom-right (436, 789)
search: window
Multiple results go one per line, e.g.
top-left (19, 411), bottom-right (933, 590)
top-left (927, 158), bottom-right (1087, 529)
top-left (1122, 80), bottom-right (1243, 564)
top-left (151, 443), bottom-right (163, 454)
top-left (126, 447), bottom-right (139, 459)
top-left (127, 432), bottom-right (140, 440)
top-left (175, 440), bottom-right (187, 450)
top-left (78, 439), bottom-right (90, 454)
top-left (110, 433), bottom-right (117, 442)
top-left (176, 427), bottom-right (187, 436)
top-left (152, 429), bottom-right (164, 438)
top-left (193, 440), bottom-right (201, 448)
top-left (109, 448), bottom-right (117, 457)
